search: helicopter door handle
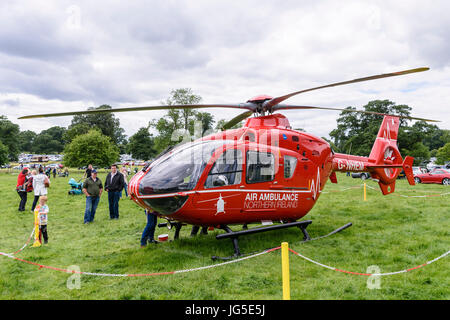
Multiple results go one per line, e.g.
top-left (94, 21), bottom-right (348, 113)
top-left (269, 185), bottom-right (285, 189)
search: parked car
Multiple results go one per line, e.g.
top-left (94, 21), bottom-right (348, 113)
top-left (414, 169), bottom-right (450, 185)
top-left (351, 172), bottom-right (370, 180)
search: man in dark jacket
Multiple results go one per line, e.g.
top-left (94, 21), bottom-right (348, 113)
top-left (104, 164), bottom-right (125, 219)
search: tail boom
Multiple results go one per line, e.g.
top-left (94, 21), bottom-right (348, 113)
top-left (331, 115), bottom-right (415, 195)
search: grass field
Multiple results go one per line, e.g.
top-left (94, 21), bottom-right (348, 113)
top-left (0, 169), bottom-right (448, 300)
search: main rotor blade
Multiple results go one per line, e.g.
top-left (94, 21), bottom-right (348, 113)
top-left (273, 104), bottom-right (440, 122)
top-left (220, 110), bottom-right (254, 131)
top-left (263, 67), bottom-right (430, 111)
top-left (19, 103), bottom-right (257, 119)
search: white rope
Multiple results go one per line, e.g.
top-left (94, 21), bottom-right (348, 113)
top-left (290, 249), bottom-right (449, 276)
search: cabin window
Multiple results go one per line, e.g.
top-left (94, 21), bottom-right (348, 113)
top-left (284, 155), bottom-right (297, 179)
top-left (205, 149), bottom-right (243, 188)
top-left (246, 151), bottom-right (275, 183)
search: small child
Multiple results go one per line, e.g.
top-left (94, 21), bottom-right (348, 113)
top-left (32, 196), bottom-right (49, 247)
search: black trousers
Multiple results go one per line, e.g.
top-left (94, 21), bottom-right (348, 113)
top-left (190, 225), bottom-right (208, 236)
top-left (17, 191), bottom-right (27, 211)
top-left (39, 225), bottom-right (48, 243)
top-left (31, 195), bottom-right (40, 212)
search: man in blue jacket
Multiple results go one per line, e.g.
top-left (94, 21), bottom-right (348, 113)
top-left (104, 164), bottom-right (125, 220)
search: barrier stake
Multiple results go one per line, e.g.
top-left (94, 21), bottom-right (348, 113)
top-left (364, 183), bottom-right (367, 201)
top-left (281, 242), bottom-right (290, 300)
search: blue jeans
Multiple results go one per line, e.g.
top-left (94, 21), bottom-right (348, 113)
top-left (120, 184), bottom-right (128, 198)
top-left (140, 211), bottom-right (157, 246)
top-left (108, 191), bottom-right (121, 219)
top-left (84, 196), bottom-right (100, 223)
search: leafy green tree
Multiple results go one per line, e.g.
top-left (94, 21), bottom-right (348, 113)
top-left (407, 121), bottom-right (446, 151)
top-left (150, 117), bottom-right (178, 153)
top-left (150, 88), bottom-right (209, 153)
top-left (32, 126), bottom-right (67, 154)
top-left (63, 123), bottom-right (90, 144)
top-left (401, 142), bottom-right (430, 166)
top-left (436, 143), bottom-right (450, 165)
top-left (165, 88), bottom-right (202, 130)
top-left (191, 111), bottom-right (214, 136)
top-left (0, 141), bottom-right (8, 166)
top-left (430, 149), bottom-right (438, 158)
top-left (63, 130), bottom-right (119, 168)
top-left (127, 127), bottom-right (156, 160)
top-left (18, 130), bottom-right (37, 153)
top-left (69, 105), bottom-right (126, 145)
top-left (440, 130), bottom-right (450, 145)
top-left (32, 134), bottom-right (63, 154)
top-left (0, 115), bottom-right (20, 160)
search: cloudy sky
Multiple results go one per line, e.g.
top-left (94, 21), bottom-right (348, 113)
top-left (1, 1), bottom-right (449, 140)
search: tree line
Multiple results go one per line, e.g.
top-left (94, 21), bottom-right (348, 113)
top-left (0, 91), bottom-right (448, 168)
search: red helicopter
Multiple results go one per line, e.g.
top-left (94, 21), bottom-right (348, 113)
top-left (21, 67), bottom-right (437, 256)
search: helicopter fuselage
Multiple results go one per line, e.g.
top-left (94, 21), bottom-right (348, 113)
top-left (129, 113), bottom-right (337, 226)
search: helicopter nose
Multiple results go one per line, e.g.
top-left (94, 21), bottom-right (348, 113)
top-left (128, 168), bottom-right (190, 215)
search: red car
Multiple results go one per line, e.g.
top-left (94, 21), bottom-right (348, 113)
top-left (414, 169), bottom-right (450, 185)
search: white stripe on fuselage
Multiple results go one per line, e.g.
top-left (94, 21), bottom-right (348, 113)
top-left (138, 188), bottom-right (319, 199)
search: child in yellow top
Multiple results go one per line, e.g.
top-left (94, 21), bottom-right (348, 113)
top-left (32, 196), bottom-right (49, 247)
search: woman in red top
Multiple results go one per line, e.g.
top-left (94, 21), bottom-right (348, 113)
top-left (16, 168), bottom-right (30, 212)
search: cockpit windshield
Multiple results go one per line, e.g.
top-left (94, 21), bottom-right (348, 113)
top-left (139, 140), bottom-right (237, 195)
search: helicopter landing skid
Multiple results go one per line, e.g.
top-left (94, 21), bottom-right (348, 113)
top-left (212, 220), bottom-right (312, 261)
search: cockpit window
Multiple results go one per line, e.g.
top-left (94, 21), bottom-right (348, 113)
top-left (205, 149), bottom-right (243, 188)
top-left (139, 140), bottom-right (236, 195)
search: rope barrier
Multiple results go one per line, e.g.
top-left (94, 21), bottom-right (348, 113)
top-left (11, 228), bottom-right (34, 255)
top-left (288, 247), bottom-right (449, 276)
top-left (1, 245), bottom-right (448, 278)
top-left (0, 246), bottom-right (281, 278)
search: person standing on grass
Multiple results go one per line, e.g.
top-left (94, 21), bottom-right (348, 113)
top-left (16, 168), bottom-right (30, 212)
top-left (120, 166), bottom-right (129, 198)
top-left (31, 167), bottom-right (50, 212)
top-left (105, 164), bottom-right (125, 220)
top-left (82, 169), bottom-right (103, 224)
top-left (140, 209), bottom-right (158, 247)
top-left (83, 164), bottom-right (93, 179)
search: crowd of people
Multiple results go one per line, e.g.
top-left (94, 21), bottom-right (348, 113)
top-left (16, 163), bottom-right (158, 248)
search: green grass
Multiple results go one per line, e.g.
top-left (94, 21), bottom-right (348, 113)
top-left (0, 170), bottom-right (448, 300)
